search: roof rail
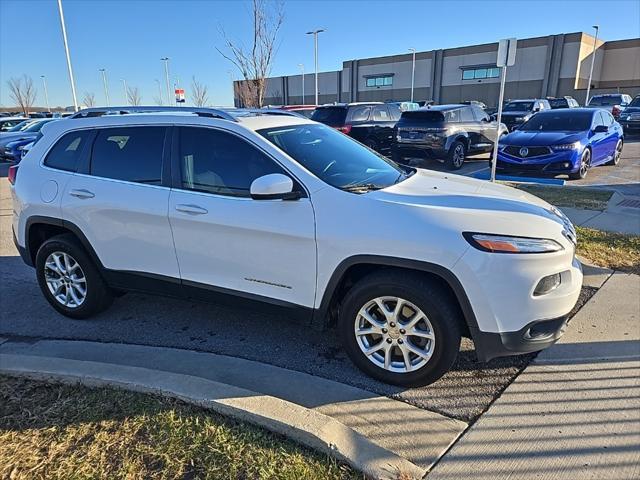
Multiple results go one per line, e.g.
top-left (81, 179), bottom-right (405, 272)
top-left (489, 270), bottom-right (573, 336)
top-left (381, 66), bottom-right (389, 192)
top-left (68, 106), bottom-right (238, 122)
top-left (229, 108), bottom-right (306, 118)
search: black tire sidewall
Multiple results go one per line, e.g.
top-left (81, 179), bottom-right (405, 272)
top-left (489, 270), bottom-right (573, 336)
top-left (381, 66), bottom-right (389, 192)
top-left (35, 235), bottom-right (112, 319)
top-left (338, 274), bottom-right (461, 387)
top-left (445, 141), bottom-right (465, 170)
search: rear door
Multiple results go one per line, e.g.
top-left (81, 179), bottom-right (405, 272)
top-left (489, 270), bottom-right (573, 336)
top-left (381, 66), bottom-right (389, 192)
top-left (370, 105), bottom-right (396, 152)
top-left (458, 106), bottom-right (483, 153)
top-left (346, 106), bottom-right (372, 144)
top-left (61, 125), bottom-right (179, 279)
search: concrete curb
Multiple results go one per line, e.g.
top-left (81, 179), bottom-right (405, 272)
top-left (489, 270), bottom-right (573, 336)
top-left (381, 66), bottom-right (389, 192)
top-left (0, 353), bottom-right (426, 480)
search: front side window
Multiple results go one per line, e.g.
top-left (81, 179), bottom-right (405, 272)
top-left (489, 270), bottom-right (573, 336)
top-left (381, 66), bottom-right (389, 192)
top-left (445, 109), bottom-right (461, 123)
top-left (178, 127), bottom-right (285, 197)
top-left (44, 130), bottom-right (91, 172)
top-left (258, 123), bottom-right (407, 191)
top-left (459, 107), bottom-right (475, 122)
top-left (90, 127), bottom-right (165, 185)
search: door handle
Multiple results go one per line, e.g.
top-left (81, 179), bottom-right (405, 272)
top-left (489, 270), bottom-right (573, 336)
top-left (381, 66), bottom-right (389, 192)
top-left (69, 189), bottom-right (95, 199)
top-left (175, 204), bottom-right (208, 215)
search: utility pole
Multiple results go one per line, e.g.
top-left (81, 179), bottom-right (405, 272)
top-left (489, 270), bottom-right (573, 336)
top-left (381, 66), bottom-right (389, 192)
top-left (56, 0), bottom-right (78, 111)
top-left (585, 25), bottom-right (599, 106)
top-left (99, 69), bottom-right (110, 106)
top-left (299, 64), bottom-right (305, 104)
top-left (40, 75), bottom-right (51, 112)
top-left (121, 79), bottom-right (128, 105)
top-left (161, 57), bottom-right (171, 106)
top-left (306, 29), bottom-right (325, 106)
top-left (409, 48), bottom-right (416, 103)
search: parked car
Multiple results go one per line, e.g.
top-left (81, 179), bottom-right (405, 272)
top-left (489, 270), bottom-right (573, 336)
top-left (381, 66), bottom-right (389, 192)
top-left (587, 94), bottom-right (633, 118)
top-left (387, 101), bottom-right (420, 112)
top-left (277, 105), bottom-right (316, 119)
top-left (497, 108), bottom-right (623, 180)
top-left (10, 105), bottom-right (582, 387)
top-left (461, 100), bottom-right (488, 110)
top-left (619, 95), bottom-right (640, 134)
top-left (0, 118), bottom-right (58, 148)
top-left (499, 99), bottom-right (551, 131)
top-left (547, 96), bottom-right (579, 109)
top-left (311, 102), bottom-right (401, 154)
top-left (392, 104), bottom-right (508, 169)
top-left (0, 116), bottom-right (28, 132)
top-left (0, 137), bottom-right (34, 163)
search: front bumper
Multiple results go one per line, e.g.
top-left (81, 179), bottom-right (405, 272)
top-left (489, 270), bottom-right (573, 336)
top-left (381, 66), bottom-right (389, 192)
top-left (497, 149), bottom-right (581, 175)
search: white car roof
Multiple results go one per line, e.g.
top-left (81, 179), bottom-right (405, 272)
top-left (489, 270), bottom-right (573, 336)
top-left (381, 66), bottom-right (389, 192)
top-left (0, 116), bottom-right (28, 121)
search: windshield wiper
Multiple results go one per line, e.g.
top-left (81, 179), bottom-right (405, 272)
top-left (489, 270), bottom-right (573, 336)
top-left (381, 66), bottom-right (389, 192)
top-left (342, 183), bottom-right (383, 193)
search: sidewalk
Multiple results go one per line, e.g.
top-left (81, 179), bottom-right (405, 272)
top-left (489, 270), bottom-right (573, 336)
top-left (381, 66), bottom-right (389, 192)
top-left (562, 192), bottom-right (640, 235)
top-left (427, 272), bottom-right (640, 480)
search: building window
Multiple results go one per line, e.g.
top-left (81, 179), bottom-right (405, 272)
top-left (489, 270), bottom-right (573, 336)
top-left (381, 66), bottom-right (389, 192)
top-left (365, 75), bottom-right (393, 87)
top-left (462, 67), bottom-right (500, 80)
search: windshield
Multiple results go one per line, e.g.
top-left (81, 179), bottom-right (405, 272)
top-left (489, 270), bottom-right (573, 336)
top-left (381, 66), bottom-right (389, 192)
top-left (628, 96), bottom-right (640, 107)
top-left (589, 96), bottom-right (622, 106)
top-left (548, 99), bottom-right (568, 108)
top-left (23, 120), bottom-right (54, 132)
top-left (503, 102), bottom-right (534, 112)
top-left (310, 107), bottom-right (347, 126)
top-left (519, 111), bottom-right (592, 132)
top-left (6, 120), bottom-right (32, 132)
top-left (258, 123), bottom-right (409, 191)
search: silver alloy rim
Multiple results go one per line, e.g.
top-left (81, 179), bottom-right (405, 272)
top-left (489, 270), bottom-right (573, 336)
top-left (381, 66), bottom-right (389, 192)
top-left (354, 296), bottom-right (435, 373)
top-left (580, 151), bottom-right (590, 177)
top-left (44, 251), bottom-right (87, 308)
top-left (614, 140), bottom-right (622, 163)
top-left (453, 144), bottom-right (464, 167)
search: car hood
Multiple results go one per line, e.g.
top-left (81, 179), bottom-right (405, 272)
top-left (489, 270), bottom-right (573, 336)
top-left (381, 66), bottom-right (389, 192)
top-left (0, 132), bottom-right (37, 146)
top-left (500, 130), bottom-right (585, 146)
top-left (623, 106), bottom-right (640, 114)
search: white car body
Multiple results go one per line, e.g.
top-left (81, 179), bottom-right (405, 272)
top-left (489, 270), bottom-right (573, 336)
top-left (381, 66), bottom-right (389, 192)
top-left (11, 108), bottom-right (582, 383)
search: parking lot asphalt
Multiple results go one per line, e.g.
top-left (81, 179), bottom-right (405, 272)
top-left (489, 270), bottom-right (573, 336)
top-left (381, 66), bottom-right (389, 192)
top-left (0, 178), bottom-right (598, 422)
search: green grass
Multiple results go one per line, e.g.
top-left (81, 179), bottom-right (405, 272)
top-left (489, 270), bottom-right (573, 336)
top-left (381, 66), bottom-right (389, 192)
top-left (576, 227), bottom-right (640, 274)
top-left (0, 376), bottom-right (362, 480)
top-left (513, 184), bottom-right (614, 211)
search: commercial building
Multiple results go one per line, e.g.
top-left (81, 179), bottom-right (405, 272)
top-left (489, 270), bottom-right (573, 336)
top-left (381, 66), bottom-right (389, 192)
top-left (235, 32), bottom-right (640, 107)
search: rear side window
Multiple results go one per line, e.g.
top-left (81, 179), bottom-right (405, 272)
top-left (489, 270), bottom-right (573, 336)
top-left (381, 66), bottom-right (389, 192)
top-left (372, 106), bottom-right (390, 121)
top-left (44, 130), bottom-right (91, 172)
top-left (90, 127), bottom-right (165, 185)
top-left (311, 107), bottom-right (347, 126)
top-left (348, 106), bottom-right (372, 122)
top-left (387, 104), bottom-right (402, 121)
top-left (459, 107), bottom-right (475, 122)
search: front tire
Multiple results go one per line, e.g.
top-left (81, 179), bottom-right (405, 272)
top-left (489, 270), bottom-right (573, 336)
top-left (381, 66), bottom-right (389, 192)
top-left (569, 148), bottom-right (591, 180)
top-left (35, 234), bottom-right (113, 319)
top-left (338, 272), bottom-right (462, 387)
top-left (445, 141), bottom-right (466, 170)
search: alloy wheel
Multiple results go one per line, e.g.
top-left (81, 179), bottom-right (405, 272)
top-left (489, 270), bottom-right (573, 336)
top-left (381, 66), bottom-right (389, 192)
top-left (44, 251), bottom-right (87, 308)
top-left (614, 140), bottom-right (623, 164)
top-left (453, 144), bottom-right (465, 167)
top-left (579, 150), bottom-right (591, 178)
top-left (354, 296), bottom-right (435, 373)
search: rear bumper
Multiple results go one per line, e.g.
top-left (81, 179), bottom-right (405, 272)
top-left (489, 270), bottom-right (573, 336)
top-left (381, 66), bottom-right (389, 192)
top-left (393, 144), bottom-right (448, 159)
top-left (13, 227), bottom-right (32, 267)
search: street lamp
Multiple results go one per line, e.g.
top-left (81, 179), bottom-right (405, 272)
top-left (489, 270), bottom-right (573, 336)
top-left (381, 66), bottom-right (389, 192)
top-left (298, 63), bottom-right (305, 104)
top-left (99, 68), bottom-right (110, 106)
top-left (408, 48), bottom-right (416, 103)
top-left (585, 25), bottom-right (599, 106)
top-left (121, 79), bottom-right (128, 105)
top-left (155, 79), bottom-right (163, 105)
top-left (161, 57), bottom-right (171, 106)
top-left (56, 0), bottom-right (78, 111)
top-left (40, 75), bottom-right (50, 112)
top-left (306, 29), bottom-right (325, 106)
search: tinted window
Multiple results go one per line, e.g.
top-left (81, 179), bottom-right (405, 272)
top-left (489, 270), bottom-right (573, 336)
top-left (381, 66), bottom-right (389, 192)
top-left (445, 109), bottom-right (461, 123)
top-left (601, 111), bottom-right (614, 126)
top-left (179, 127), bottom-right (285, 197)
top-left (549, 99), bottom-right (568, 108)
top-left (459, 107), bottom-right (475, 122)
top-left (90, 127), bottom-right (165, 185)
top-left (401, 110), bottom-right (445, 122)
top-left (629, 96), bottom-right (640, 107)
top-left (387, 103), bottom-right (402, 121)
top-left (311, 107), bottom-right (347, 126)
top-left (348, 106), bottom-right (371, 122)
top-left (24, 119), bottom-right (55, 132)
top-left (471, 106), bottom-right (489, 121)
top-left (44, 130), bottom-right (91, 172)
top-left (589, 96), bottom-right (623, 106)
top-left (519, 111), bottom-right (594, 132)
top-left (503, 102), bottom-right (534, 112)
top-left (372, 106), bottom-right (390, 121)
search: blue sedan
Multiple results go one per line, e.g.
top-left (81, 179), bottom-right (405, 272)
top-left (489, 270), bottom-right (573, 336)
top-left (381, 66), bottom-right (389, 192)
top-left (497, 108), bottom-right (624, 180)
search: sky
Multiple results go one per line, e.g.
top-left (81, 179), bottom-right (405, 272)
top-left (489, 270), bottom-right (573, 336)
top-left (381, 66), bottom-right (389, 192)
top-left (1, 0), bottom-right (639, 108)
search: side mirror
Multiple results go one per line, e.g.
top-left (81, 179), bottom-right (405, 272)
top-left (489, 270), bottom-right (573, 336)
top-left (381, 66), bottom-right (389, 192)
top-left (533, 107), bottom-right (540, 113)
top-left (482, 116), bottom-right (491, 122)
top-left (250, 173), bottom-right (301, 200)
top-left (593, 125), bottom-right (609, 133)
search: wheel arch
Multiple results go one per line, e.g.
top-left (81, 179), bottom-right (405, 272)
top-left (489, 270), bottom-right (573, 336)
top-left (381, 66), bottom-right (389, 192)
top-left (314, 255), bottom-right (478, 336)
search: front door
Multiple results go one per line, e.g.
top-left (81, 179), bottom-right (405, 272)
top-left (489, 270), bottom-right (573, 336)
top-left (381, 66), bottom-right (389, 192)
top-left (168, 126), bottom-right (317, 309)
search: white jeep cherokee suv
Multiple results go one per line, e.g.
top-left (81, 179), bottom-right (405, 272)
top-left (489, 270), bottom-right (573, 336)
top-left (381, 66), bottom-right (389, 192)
top-left (10, 106), bottom-right (582, 386)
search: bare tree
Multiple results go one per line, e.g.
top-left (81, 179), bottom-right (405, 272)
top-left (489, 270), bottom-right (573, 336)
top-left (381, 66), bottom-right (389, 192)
top-left (82, 92), bottom-right (96, 107)
top-left (191, 76), bottom-right (209, 107)
top-left (216, 0), bottom-right (284, 107)
top-left (7, 75), bottom-right (37, 116)
top-left (126, 86), bottom-right (142, 106)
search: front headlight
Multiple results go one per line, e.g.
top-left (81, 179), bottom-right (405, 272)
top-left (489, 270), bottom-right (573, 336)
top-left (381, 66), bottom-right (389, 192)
top-left (463, 232), bottom-right (564, 254)
top-left (552, 141), bottom-right (581, 151)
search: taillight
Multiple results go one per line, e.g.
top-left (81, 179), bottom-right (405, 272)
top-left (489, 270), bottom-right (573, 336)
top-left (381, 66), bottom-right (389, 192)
top-left (8, 165), bottom-right (18, 185)
top-left (612, 105), bottom-right (621, 117)
top-left (337, 125), bottom-right (352, 134)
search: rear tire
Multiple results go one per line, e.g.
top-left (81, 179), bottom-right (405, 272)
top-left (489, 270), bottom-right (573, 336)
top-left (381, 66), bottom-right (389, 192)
top-left (569, 148), bottom-right (591, 180)
top-left (364, 138), bottom-right (378, 152)
top-left (606, 138), bottom-right (623, 166)
top-left (35, 233), bottom-right (113, 319)
top-left (338, 271), bottom-right (462, 387)
top-left (444, 141), bottom-right (466, 170)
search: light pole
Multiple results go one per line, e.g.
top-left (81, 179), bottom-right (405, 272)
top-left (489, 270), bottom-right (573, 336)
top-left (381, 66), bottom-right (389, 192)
top-left (585, 25), bottom-right (599, 106)
top-left (40, 75), bottom-right (50, 112)
top-left (56, 0), bottom-right (78, 111)
top-left (408, 48), bottom-right (416, 102)
top-left (121, 79), bottom-right (128, 105)
top-left (161, 57), bottom-right (171, 106)
top-left (306, 29), bottom-right (325, 106)
top-left (99, 69), bottom-right (110, 106)
top-left (299, 64), bottom-right (305, 104)
top-left (155, 79), bottom-right (163, 105)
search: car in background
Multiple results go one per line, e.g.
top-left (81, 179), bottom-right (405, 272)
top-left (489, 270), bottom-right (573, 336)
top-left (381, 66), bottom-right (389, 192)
top-left (0, 116), bottom-right (28, 132)
top-left (392, 104), bottom-right (508, 169)
top-left (0, 118), bottom-right (58, 148)
top-left (387, 101), bottom-right (420, 112)
top-left (499, 99), bottom-right (551, 131)
top-left (461, 100), bottom-right (488, 110)
top-left (588, 93), bottom-right (633, 119)
top-left (619, 95), bottom-right (640, 134)
top-left (497, 108), bottom-right (623, 180)
top-left (310, 102), bottom-right (401, 154)
top-left (547, 96), bottom-right (579, 109)
top-left (0, 137), bottom-right (34, 163)
top-left (277, 105), bottom-right (316, 118)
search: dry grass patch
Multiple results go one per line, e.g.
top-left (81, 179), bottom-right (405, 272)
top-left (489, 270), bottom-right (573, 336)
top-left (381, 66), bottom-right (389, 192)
top-left (514, 184), bottom-right (614, 211)
top-left (576, 227), bottom-right (640, 274)
top-left (0, 376), bottom-right (362, 480)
